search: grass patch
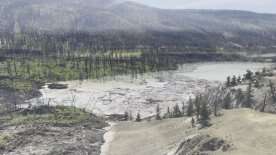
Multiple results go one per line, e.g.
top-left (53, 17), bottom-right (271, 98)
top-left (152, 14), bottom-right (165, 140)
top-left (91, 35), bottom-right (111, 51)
top-left (0, 134), bottom-right (12, 148)
top-left (2, 106), bottom-right (91, 126)
top-left (108, 50), bottom-right (142, 58)
top-left (0, 78), bottom-right (33, 92)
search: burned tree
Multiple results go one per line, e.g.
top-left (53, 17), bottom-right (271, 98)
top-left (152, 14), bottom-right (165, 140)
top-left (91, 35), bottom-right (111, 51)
top-left (156, 104), bottom-right (161, 120)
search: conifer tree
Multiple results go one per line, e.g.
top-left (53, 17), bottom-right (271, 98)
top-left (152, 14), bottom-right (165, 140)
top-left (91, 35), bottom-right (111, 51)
top-left (136, 112), bottom-right (141, 122)
top-left (199, 101), bottom-right (210, 127)
top-left (226, 76), bottom-right (231, 87)
top-left (245, 70), bottom-right (253, 81)
top-left (237, 76), bottom-right (242, 83)
top-left (223, 93), bottom-right (232, 109)
top-left (124, 111), bottom-right (129, 121)
top-left (231, 75), bottom-right (237, 86)
top-left (173, 104), bottom-right (182, 117)
top-left (129, 111), bottom-right (133, 121)
top-left (244, 82), bottom-right (254, 108)
top-left (236, 88), bottom-right (245, 107)
top-left (262, 68), bottom-right (266, 75)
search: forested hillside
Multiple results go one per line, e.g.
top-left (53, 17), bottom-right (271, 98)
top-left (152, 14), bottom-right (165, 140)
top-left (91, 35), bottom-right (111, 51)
top-left (0, 0), bottom-right (276, 53)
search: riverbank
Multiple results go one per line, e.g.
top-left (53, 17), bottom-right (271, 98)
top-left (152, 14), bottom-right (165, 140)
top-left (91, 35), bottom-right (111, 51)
top-left (101, 122), bottom-right (116, 155)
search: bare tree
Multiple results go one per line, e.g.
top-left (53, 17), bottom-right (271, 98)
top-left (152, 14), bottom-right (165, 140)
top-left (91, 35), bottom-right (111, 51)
top-left (269, 80), bottom-right (276, 102)
top-left (156, 104), bottom-right (161, 120)
top-left (260, 93), bottom-right (267, 112)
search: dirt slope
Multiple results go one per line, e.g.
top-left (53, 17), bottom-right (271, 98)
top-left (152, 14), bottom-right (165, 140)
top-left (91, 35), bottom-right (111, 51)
top-left (206, 109), bottom-right (276, 155)
top-left (106, 109), bottom-right (276, 155)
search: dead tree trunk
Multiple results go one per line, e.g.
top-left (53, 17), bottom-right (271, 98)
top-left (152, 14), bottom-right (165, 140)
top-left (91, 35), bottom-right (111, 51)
top-left (261, 94), bottom-right (267, 112)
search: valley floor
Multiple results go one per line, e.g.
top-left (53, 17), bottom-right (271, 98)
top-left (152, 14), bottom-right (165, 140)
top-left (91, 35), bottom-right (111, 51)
top-left (105, 109), bottom-right (276, 155)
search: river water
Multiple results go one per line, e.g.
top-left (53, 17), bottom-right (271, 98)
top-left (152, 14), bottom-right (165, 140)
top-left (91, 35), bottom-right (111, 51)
top-left (30, 62), bottom-right (273, 117)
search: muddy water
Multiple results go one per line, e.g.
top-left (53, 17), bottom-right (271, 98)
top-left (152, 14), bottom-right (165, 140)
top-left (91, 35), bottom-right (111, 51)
top-left (30, 62), bottom-right (273, 117)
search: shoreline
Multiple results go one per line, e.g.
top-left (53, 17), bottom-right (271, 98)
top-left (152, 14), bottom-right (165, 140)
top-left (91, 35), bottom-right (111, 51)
top-left (101, 122), bottom-right (116, 155)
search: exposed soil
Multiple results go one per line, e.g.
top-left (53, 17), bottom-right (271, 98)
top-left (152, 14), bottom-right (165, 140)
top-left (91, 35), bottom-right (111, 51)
top-left (106, 109), bottom-right (276, 155)
top-left (0, 107), bottom-right (108, 155)
top-left (1, 125), bottom-right (105, 155)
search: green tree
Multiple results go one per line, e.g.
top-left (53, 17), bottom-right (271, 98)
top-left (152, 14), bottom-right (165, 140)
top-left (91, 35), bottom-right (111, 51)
top-left (129, 111), bottom-right (133, 121)
top-left (124, 111), bottom-right (129, 121)
top-left (199, 101), bottom-right (210, 127)
top-left (237, 76), bottom-right (242, 83)
top-left (223, 93), bottom-right (232, 109)
top-left (244, 82), bottom-right (254, 108)
top-left (262, 68), bottom-right (266, 75)
top-left (226, 76), bottom-right (231, 87)
top-left (173, 104), bottom-right (182, 118)
top-left (235, 88), bottom-right (244, 107)
top-left (231, 75), bottom-right (237, 86)
top-left (136, 112), bottom-right (141, 122)
top-left (244, 70), bottom-right (253, 81)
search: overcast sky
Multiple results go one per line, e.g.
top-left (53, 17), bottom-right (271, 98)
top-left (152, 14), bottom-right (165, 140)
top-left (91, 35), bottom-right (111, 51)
top-left (127, 0), bottom-right (276, 13)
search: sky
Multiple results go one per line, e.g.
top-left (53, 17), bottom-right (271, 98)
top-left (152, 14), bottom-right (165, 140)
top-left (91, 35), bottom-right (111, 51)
top-left (127, 0), bottom-right (276, 13)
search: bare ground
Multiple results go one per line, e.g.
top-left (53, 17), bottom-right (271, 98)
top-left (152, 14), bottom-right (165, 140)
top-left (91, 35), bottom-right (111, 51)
top-left (106, 109), bottom-right (276, 155)
top-left (0, 106), bottom-right (108, 155)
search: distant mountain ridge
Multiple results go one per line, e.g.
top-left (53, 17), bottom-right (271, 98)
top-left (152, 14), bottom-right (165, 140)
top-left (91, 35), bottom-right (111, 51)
top-left (1, 0), bottom-right (276, 33)
top-left (0, 0), bottom-right (276, 51)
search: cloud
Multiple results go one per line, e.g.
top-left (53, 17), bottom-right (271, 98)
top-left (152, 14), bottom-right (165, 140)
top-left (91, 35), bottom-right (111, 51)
top-left (126, 0), bottom-right (276, 13)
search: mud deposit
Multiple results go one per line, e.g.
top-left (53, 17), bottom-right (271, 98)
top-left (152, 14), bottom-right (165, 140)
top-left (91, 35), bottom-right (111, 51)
top-left (30, 62), bottom-right (272, 117)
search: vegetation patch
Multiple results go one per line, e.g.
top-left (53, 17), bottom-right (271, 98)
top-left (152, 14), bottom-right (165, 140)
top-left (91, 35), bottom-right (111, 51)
top-left (0, 134), bottom-right (13, 149)
top-left (0, 78), bottom-right (33, 92)
top-left (1, 105), bottom-right (96, 127)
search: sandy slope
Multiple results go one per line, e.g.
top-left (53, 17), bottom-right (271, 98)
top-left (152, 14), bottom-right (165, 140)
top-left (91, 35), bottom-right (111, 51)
top-left (206, 109), bottom-right (276, 155)
top-left (106, 118), bottom-right (193, 155)
top-left (106, 109), bottom-right (276, 155)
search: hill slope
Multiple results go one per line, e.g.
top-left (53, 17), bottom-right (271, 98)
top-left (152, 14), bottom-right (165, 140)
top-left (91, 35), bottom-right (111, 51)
top-left (1, 0), bottom-right (276, 51)
top-left (106, 109), bottom-right (276, 155)
top-left (1, 0), bottom-right (276, 34)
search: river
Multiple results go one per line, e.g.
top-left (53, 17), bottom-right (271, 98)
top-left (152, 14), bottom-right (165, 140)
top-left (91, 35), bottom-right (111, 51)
top-left (29, 62), bottom-right (273, 117)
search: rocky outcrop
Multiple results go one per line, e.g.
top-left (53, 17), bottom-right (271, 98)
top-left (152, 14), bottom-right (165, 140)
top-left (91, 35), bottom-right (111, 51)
top-left (174, 134), bottom-right (231, 155)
